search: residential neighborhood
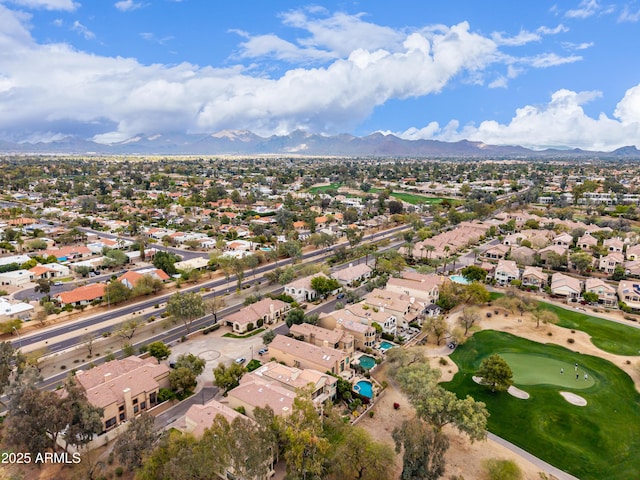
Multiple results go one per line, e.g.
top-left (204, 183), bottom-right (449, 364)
top-left (0, 155), bottom-right (640, 480)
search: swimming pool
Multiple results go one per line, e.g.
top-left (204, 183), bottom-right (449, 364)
top-left (358, 355), bottom-right (376, 370)
top-left (353, 380), bottom-right (373, 399)
top-left (379, 341), bottom-right (395, 351)
top-left (449, 274), bottom-right (471, 285)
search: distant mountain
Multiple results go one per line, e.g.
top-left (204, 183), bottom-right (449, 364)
top-left (0, 130), bottom-right (639, 159)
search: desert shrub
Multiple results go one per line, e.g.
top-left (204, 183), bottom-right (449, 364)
top-left (483, 459), bottom-right (522, 480)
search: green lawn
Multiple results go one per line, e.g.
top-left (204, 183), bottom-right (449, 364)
top-left (538, 303), bottom-right (640, 356)
top-left (307, 183), bottom-right (342, 194)
top-left (443, 330), bottom-right (640, 480)
top-left (499, 352), bottom-right (594, 388)
top-left (488, 292), bottom-right (640, 356)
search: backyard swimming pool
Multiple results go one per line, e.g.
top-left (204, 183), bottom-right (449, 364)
top-left (358, 355), bottom-right (376, 370)
top-left (353, 380), bottom-right (373, 399)
top-left (379, 341), bottom-right (395, 351)
top-left (449, 274), bottom-right (471, 285)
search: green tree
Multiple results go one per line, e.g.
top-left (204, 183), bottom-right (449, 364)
top-left (530, 307), bottom-right (559, 328)
top-left (132, 274), bottom-right (164, 296)
top-left (459, 307), bottom-right (481, 336)
top-left (570, 252), bottom-right (593, 274)
top-left (62, 377), bottom-right (104, 452)
top-left (393, 419), bottom-right (448, 480)
top-left (174, 353), bottom-right (206, 377)
top-left (0, 341), bottom-right (23, 393)
top-left (280, 390), bottom-right (331, 480)
top-left (213, 362), bottom-right (246, 394)
top-left (169, 367), bottom-right (197, 395)
top-left (147, 341), bottom-right (171, 363)
top-left (152, 251), bottom-right (180, 275)
top-left (612, 264), bottom-right (626, 281)
top-left (105, 280), bottom-right (131, 305)
top-left (327, 426), bottom-right (395, 480)
top-left (166, 291), bottom-right (206, 335)
top-left (462, 282), bottom-right (491, 305)
top-left (115, 318), bottom-right (142, 342)
top-left (286, 308), bottom-right (306, 327)
top-left (114, 412), bottom-right (159, 470)
top-left (204, 409), bottom-right (278, 480)
top-left (460, 265), bottom-right (486, 282)
top-left (103, 249), bottom-right (129, 268)
top-left (5, 366), bottom-right (69, 454)
top-left (138, 429), bottom-right (218, 480)
top-left (392, 354), bottom-right (488, 441)
top-left (0, 319), bottom-right (22, 335)
top-left (263, 329), bottom-right (276, 344)
top-left (476, 354), bottom-right (513, 392)
top-left (278, 240), bottom-right (302, 262)
top-left (310, 275), bottom-right (340, 298)
top-left (582, 291), bottom-right (599, 304)
top-left (422, 315), bottom-right (447, 346)
top-left (34, 278), bottom-right (52, 299)
top-left (231, 257), bottom-right (246, 291)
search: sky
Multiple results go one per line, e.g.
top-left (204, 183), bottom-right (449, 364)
top-left (1, 0), bottom-right (640, 151)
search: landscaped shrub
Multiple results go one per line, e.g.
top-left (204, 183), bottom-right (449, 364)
top-left (483, 458), bottom-right (522, 480)
top-left (158, 388), bottom-right (176, 403)
top-left (567, 338), bottom-right (575, 344)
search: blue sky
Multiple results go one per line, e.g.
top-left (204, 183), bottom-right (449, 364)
top-left (1, 0), bottom-right (640, 150)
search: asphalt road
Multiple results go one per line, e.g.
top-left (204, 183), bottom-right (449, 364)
top-left (12, 224), bottom-right (409, 351)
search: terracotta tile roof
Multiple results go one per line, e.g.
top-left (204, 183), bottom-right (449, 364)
top-left (185, 400), bottom-right (244, 438)
top-left (57, 283), bottom-right (106, 304)
top-left (227, 378), bottom-right (295, 416)
top-left (76, 356), bottom-right (169, 409)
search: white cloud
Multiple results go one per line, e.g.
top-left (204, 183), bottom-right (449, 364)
top-left (71, 20), bottom-right (94, 39)
top-left (0, 0), bottom-right (77, 10)
top-left (561, 41), bottom-right (594, 50)
top-left (525, 52), bottom-right (582, 68)
top-left (114, 0), bottom-right (143, 12)
top-left (565, 0), bottom-right (601, 18)
top-left (618, 5), bottom-right (640, 22)
top-left (0, 5), bottom-right (618, 150)
top-left (0, 5), bottom-right (507, 142)
top-left (235, 10), bottom-right (405, 63)
top-left (396, 87), bottom-right (640, 151)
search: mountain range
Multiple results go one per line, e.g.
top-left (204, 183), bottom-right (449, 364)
top-left (1, 130), bottom-right (639, 159)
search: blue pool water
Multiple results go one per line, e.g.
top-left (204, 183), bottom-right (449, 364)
top-left (379, 341), bottom-right (395, 351)
top-left (358, 355), bottom-right (376, 370)
top-left (449, 274), bottom-right (471, 285)
top-left (353, 380), bottom-right (373, 399)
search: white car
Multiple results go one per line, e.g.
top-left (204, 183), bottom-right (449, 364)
top-left (234, 357), bottom-right (246, 364)
top-left (53, 281), bottom-right (63, 286)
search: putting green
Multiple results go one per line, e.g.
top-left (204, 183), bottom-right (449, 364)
top-left (501, 353), bottom-right (595, 389)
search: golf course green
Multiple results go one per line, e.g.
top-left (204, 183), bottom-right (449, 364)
top-left (444, 330), bottom-right (640, 480)
top-left (500, 353), bottom-right (595, 388)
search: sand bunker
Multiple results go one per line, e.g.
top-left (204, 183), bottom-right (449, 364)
top-left (472, 376), bottom-right (530, 399)
top-left (560, 391), bottom-right (587, 406)
top-left (507, 385), bottom-right (530, 399)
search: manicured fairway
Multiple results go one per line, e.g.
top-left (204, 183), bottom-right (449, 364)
top-left (444, 330), bottom-right (640, 480)
top-left (500, 353), bottom-right (594, 389)
top-left (537, 303), bottom-right (640, 356)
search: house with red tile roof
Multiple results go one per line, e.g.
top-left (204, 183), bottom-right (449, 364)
top-left (117, 268), bottom-right (169, 289)
top-left (75, 356), bottom-right (170, 433)
top-left (54, 283), bottom-right (106, 307)
top-left (224, 298), bottom-right (290, 333)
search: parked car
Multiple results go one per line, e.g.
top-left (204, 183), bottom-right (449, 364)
top-left (235, 357), bottom-right (246, 364)
top-left (258, 348), bottom-right (268, 355)
top-left (53, 281), bottom-right (63, 286)
top-left (337, 292), bottom-right (346, 299)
